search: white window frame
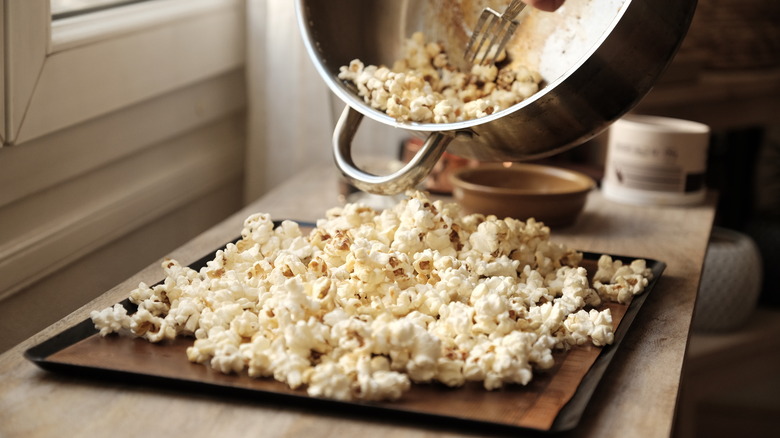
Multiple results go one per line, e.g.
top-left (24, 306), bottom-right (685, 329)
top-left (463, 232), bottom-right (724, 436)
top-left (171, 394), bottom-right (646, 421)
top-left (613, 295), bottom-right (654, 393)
top-left (3, 0), bottom-right (244, 146)
top-left (1, 0), bottom-right (6, 145)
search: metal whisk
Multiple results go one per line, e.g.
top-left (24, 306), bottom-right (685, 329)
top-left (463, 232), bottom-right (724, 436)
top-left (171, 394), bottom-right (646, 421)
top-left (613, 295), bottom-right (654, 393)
top-left (463, 0), bottom-right (527, 66)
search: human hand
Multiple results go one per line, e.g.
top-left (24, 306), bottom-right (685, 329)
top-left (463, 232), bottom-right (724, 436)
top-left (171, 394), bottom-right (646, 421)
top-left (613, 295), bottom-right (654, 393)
top-left (523, 0), bottom-right (565, 12)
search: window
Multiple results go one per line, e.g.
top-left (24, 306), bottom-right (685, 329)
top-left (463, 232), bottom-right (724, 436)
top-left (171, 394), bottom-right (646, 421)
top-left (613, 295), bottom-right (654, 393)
top-left (0, 0), bottom-right (245, 302)
top-left (3, 0), bottom-right (242, 145)
top-left (51, 0), bottom-right (154, 19)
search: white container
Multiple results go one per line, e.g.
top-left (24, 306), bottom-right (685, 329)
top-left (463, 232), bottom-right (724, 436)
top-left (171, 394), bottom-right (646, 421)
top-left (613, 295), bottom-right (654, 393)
top-left (602, 114), bottom-right (710, 206)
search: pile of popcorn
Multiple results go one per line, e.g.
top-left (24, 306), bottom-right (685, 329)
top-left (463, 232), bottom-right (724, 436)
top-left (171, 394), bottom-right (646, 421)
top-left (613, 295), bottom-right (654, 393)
top-left (338, 32), bottom-right (542, 123)
top-left (91, 191), bottom-right (651, 402)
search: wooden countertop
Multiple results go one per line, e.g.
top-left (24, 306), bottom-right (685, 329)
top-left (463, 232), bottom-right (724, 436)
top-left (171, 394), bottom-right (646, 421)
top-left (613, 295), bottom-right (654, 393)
top-left (0, 165), bottom-right (717, 438)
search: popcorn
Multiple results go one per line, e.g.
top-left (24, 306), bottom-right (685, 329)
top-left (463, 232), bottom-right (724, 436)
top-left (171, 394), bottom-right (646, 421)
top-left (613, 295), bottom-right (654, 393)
top-left (130, 307), bottom-right (175, 343)
top-left (92, 190), bottom-right (653, 402)
top-left (593, 255), bottom-right (652, 304)
top-left (211, 342), bottom-right (245, 375)
top-left (338, 32), bottom-right (543, 123)
top-left (307, 362), bottom-right (355, 401)
top-left (561, 308), bottom-right (615, 347)
top-left (90, 304), bottom-right (130, 337)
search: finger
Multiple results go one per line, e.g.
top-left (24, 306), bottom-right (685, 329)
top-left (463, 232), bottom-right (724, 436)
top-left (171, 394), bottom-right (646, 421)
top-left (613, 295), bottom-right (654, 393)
top-left (524, 0), bottom-right (565, 12)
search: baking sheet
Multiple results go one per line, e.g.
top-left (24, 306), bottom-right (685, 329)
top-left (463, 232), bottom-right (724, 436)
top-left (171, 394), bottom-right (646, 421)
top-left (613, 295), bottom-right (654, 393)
top-left (25, 236), bottom-right (665, 433)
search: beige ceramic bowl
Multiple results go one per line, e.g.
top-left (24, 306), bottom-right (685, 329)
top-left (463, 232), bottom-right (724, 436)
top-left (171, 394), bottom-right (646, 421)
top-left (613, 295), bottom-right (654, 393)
top-left (450, 163), bottom-right (595, 227)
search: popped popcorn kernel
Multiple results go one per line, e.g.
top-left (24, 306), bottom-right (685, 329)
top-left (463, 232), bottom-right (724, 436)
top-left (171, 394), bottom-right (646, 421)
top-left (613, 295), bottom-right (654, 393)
top-left (593, 255), bottom-right (651, 304)
top-left (90, 304), bottom-right (131, 337)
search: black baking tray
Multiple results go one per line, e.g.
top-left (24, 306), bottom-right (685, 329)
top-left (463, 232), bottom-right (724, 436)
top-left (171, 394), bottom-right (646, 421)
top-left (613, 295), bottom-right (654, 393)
top-left (25, 229), bottom-right (665, 435)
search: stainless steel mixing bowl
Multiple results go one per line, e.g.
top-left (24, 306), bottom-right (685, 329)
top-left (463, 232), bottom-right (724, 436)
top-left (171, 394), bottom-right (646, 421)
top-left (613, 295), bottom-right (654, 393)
top-left (296, 0), bottom-right (697, 195)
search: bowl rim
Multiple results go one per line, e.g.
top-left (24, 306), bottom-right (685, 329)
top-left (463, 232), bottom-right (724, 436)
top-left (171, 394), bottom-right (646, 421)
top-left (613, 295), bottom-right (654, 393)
top-left (295, 0), bottom-right (633, 133)
top-left (450, 163), bottom-right (596, 196)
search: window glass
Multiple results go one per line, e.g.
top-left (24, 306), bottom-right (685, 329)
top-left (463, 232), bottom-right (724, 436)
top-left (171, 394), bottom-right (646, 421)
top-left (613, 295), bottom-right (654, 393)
top-left (51, 0), bottom-right (154, 19)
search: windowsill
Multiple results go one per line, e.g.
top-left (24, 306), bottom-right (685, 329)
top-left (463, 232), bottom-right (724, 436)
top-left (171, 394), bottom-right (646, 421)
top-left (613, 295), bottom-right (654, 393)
top-left (51, 0), bottom-right (241, 53)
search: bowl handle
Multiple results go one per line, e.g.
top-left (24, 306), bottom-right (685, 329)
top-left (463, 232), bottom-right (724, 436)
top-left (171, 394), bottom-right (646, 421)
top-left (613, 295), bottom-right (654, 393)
top-left (333, 105), bottom-right (453, 195)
